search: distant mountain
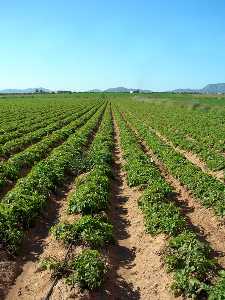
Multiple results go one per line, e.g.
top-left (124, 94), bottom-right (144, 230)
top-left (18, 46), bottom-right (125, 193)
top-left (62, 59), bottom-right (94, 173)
top-left (89, 89), bottom-right (102, 93)
top-left (90, 87), bottom-right (152, 93)
top-left (104, 87), bottom-right (131, 93)
top-left (0, 87), bottom-right (51, 94)
top-left (173, 83), bottom-right (225, 94)
top-left (201, 83), bottom-right (225, 94)
top-left (172, 88), bottom-right (199, 93)
top-left (105, 87), bottom-right (152, 93)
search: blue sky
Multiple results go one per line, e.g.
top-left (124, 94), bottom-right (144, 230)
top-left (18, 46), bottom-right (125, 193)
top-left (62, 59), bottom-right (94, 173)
top-left (0, 0), bottom-right (225, 91)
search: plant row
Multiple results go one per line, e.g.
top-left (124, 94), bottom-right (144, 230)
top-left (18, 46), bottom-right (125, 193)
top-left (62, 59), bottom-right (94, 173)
top-left (120, 98), bottom-right (225, 171)
top-left (0, 103), bottom-right (106, 253)
top-left (0, 104), bottom-right (85, 145)
top-left (122, 110), bottom-right (225, 217)
top-left (0, 101), bottom-right (77, 135)
top-left (0, 104), bottom-right (98, 158)
top-left (42, 106), bottom-right (115, 291)
top-left (114, 107), bottom-right (225, 299)
top-left (0, 104), bottom-right (58, 134)
top-left (0, 104), bottom-right (101, 193)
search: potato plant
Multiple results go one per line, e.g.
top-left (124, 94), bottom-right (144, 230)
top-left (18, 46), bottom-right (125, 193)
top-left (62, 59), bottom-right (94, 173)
top-left (0, 105), bottom-right (105, 252)
top-left (114, 106), bottom-right (220, 298)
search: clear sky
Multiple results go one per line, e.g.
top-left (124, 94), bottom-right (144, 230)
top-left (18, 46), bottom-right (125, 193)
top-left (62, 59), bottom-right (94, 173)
top-left (1, 0), bottom-right (225, 91)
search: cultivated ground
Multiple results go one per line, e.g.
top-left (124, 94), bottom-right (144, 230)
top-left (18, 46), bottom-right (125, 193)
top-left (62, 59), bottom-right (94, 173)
top-left (1, 93), bottom-right (225, 299)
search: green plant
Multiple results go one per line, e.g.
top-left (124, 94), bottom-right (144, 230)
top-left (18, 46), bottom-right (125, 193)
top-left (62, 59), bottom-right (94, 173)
top-left (39, 257), bottom-right (68, 279)
top-left (51, 215), bottom-right (114, 247)
top-left (0, 105), bottom-right (105, 252)
top-left (40, 250), bottom-right (106, 290)
top-left (208, 270), bottom-right (225, 299)
top-left (166, 231), bottom-right (215, 297)
top-left (68, 169), bottom-right (109, 214)
top-left (66, 249), bottom-right (106, 290)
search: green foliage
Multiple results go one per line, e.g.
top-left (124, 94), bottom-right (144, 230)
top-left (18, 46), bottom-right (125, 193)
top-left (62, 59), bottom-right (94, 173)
top-left (0, 104), bottom-right (105, 252)
top-left (140, 181), bottom-right (186, 236)
top-left (40, 250), bottom-right (106, 290)
top-left (39, 257), bottom-right (68, 279)
top-left (166, 231), bottom-right (215, 297)
top-left (69, 108), bottom-right (113, 214)
top-left (125, 111), bottom-right (225, 216)
top-left (66, 249), bottom-right (106, 290)
top-left (51, 215), bottom-right (114, 247)
top-left (0, 105), bottom-right (97, 184)
top-left (208, 271), bottom-right (225, 299)
top-left (113, 106), bottom-right (217, 299)
top-left (115, 111), bottom-right (160, 188)
top-left (68, 169), bottom-right (109, 214)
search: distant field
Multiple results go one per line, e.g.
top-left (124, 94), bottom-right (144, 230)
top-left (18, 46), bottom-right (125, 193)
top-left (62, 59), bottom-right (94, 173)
top-left (1, 93), bottom-right (225, 299)
top-left (134, 91), bottom-right (225, 107)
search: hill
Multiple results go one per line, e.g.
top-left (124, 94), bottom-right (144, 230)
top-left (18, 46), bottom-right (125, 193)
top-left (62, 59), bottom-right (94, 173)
top-left (173, 83), bottom-right (225, 94)
top-left (88, 87), bottom-right (152, 93)
top-left (0, 88), bottom-right (51, 94)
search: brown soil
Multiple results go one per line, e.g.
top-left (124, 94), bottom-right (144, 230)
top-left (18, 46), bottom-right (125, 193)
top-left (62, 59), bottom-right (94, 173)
top-left (127, 119), bottom-right (225, 269)
top-left (154, 128), bottom-right (224, 182)
top-left (3, 110), bottom-right (104, 300)
top-left (4, 183), bottom-right (77, 300)
top-left (0, 108), bottom-right (96, 202)
top-left (89, 116), bottom-right (178, 300)
top-left (3, 108), bottom-right (185, 300)
top-left (127, 112), bottom-right (224, 182)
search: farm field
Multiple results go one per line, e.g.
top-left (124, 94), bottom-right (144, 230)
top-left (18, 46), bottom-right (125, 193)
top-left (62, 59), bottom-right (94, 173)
top-left (1, 92), bottom-right (225, 299)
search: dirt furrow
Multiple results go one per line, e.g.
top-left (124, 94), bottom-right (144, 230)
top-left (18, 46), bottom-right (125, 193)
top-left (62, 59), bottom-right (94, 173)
top-left (127, 119), bottom-right (225, 269)
top-left (127, 112), bottom-right (224, 181)
top-left (5, 183), bottom-right (75, 300)
top-left (94, 117), bottom-right (177, 300)
top-left (4, 111), bottom-right (105, 300)
top-left (154, 127), bottom-right (224, 182)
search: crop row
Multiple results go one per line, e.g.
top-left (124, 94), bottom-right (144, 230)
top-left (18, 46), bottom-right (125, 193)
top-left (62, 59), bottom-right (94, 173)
top-left (121, 110), bottom-right (225, 217)
top-left (0, 103), bottom-right (106, 252)
top-left (0, 104), bottom-right (85, 144)
top-left (114, 107), bottom-right (225, 299)
top-left (0, 103), bottom-right (98, 159)
top-left (123, 99), bottom-right (225, 171)
top-left (0, 102), bottom-right (75, 135)
top-left (0, 104), bottom-right (58, 133)
top-left (133, 109), bottom-right (225, 172)
top-left (42, 105), bottom-right (114, 291)
top-left (0, 94), bottom-right (103, 134)
top-left (0, 104), bottom-right (102, 194)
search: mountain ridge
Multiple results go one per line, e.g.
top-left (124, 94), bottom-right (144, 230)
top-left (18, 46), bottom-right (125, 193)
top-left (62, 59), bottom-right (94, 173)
top-left (89, 87), bottom-right (152, 93)
top-left (172, 83), bottom-right (225, 94)
top-left (1, 83), bottom-right (225, 94)
top-left (0, 88), bottom-right (50, 94)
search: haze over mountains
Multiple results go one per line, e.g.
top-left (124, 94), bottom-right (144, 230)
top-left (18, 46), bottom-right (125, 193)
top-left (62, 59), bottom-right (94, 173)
top-left (1, 83), bottom-right (225, 94)
top-left (89, 87), bottom-right (152, 93)
top-left (91, 83), bottom-right (225, 94)
top-left (172, 83), bottom-right (225, 94)
top-left (0, 88), bottom-right (50, 94)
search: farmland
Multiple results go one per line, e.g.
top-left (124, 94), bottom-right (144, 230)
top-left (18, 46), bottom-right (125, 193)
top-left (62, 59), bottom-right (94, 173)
top-left (1, 92), bottom-right (225, 299)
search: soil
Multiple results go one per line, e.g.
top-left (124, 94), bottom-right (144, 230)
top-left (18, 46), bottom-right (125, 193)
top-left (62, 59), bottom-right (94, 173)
top-left (90, 117), bottom-right (178, 300)
top-left (4, 183), bottom-right (77, 300)
top-left (128, 112), bottom-right (224, 182)
top-left (2, 110), bottom-right (182, 300)
top-left (154, 128), bottom-right (224, 182)
top-left (128, 120), bottom-right (225, 269)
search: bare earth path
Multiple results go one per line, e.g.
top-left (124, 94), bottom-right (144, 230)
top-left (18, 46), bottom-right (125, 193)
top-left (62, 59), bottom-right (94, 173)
top-left (4, 113), bottom-right (180, 300)
top-left (128, 112), bottom-right (224, 181)
top-left (5, 183), bottom-right (77, 300)
top-left (92, 117), bottom-right (178, 300)
top-left (126, 117), bottom-right (225, 269)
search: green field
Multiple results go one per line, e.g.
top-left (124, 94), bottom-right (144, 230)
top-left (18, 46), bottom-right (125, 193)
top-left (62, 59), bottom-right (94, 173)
top-left (1, 92), bottom-right (225, 299)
